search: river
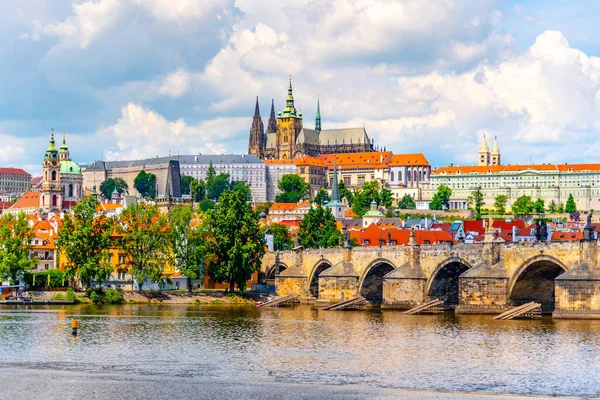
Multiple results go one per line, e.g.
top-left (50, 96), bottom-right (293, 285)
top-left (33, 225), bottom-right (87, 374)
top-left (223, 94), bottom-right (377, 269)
top-left (0, 304), bottom-right (599, 399)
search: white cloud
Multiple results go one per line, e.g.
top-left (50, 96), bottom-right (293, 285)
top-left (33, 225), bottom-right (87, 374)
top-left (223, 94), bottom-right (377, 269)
top-left (0, 134), bottom-right (27, 163)
top-left (97, 103), bottom-right (247, 160)
top-left (158, 69), bottom-right (191, 98)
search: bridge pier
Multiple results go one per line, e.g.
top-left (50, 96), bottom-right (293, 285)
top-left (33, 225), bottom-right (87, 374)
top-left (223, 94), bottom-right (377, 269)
top-left (381, 262), bottom-right (426, 309)
top-left (456, 261), bottom-right (510, 314)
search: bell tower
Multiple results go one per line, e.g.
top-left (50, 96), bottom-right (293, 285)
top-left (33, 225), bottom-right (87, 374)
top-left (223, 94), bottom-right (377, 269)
top-left (248, 97), bottom-right (265, 158)
top-left (40, 129), bottom-right (63, 212)
top-left (276, 77), bottom-right (303, 159)
top-left (478, 134), bottom-right (490, 166)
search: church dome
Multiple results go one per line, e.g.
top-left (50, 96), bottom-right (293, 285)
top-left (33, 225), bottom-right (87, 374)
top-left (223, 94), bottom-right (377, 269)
top-left (60, 160), bottom-right (82, 175)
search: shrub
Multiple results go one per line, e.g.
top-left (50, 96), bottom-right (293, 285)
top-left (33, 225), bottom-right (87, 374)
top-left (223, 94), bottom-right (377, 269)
top-left (66, 288), bottom-right (76, 301)
top-left (90, 292), bottom-right (102, 304)
top-left (53, 293), bottom-right (65, 300)
top-left (105, 288), bottom-right (124, 304)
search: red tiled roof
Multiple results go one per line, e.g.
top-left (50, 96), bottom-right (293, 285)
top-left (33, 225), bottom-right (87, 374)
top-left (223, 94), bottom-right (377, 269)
top-left (552, 231), bottom-right (583, 241)
top-left (356, 225), bottom-right (454, 246)
top-left (492, 220), bottom-right (525, 230)
top-left (433, 163), bottom-right (600, 175)
top-left (319, 152), bottom-right (392, 170)
top-left (388, 154), bottom-right (430, 167)
top-left (10, 191), bottom-right (40, 210)
top-left (0, 167), bottom-right (30, 176)
top-left (431, 223), bottom-right (451, 233)
top-left (31, 176), bottom-right (43, 185)
top-left (463, 220), bottom-right (484, 236)
top-left (294, 156), bottom-right (325, 168)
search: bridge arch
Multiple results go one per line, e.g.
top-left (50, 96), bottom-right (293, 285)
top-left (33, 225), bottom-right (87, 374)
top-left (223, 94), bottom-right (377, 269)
top-left (308, 259), bottom-right (333, 298)
top-left (265, 262), bottom-right (289, 280)
top-left (426, 257), bottom-right (473, 307)
top-left (358, 258), bottom-right (396, 306)
top-left (508, 255), bottom-right (567, 312)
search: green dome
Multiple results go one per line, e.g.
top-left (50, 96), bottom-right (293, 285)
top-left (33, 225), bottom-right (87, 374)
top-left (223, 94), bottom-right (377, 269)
top-left (363, 209), bottom-right (383, 217)
top-left (60, 160), bottom-right (82, 175)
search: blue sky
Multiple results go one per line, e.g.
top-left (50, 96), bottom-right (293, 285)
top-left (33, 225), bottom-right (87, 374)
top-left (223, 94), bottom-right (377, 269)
top-left (1, 0), bottom-right (600, 175)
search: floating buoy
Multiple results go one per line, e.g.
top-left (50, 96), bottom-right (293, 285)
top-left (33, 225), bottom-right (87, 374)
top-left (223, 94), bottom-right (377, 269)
top-left (72, 320), bottom-right (79, 336)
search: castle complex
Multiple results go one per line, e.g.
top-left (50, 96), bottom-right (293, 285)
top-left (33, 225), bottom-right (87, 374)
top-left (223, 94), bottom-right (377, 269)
top-left (249, 78), bottom-right (374, 159)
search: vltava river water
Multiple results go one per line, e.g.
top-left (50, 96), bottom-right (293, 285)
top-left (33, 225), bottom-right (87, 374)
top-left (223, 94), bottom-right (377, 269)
top-left (0, 304), bottom-right (599, 399)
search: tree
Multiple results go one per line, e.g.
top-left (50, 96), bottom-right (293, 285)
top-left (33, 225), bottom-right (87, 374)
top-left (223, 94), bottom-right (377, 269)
top-left (467, 187), bottom-right (484, 220)
top-left (352, 180), bottom-right (380, 216)
top-left (99, 177), bottom-right (129, 199)
top-left (548, 200), bottom-right (557, 213)
top-left (313, 188), bottom-right (330, 205)
top-left (166, 205), bottom-right (207, 292)
top-left (198, 199), bottom-right (215, 212)
top-left (338, 180), bottom-right (353, 205)
top-left (0, 213), bottom-right (36, 284)
top-left (397, 194), bottom-right (416, 210)
top-left (276, 174), bottom-right (309, 203)
top-left (297, 206), bottom-right (342, 249)
top-left (134, 171), bottom-right (157, 199)
top-left (204, 189), bottom-right (265, 293)
top-left (231, 181), bottom-right (252, 201)
top-left (254, 202), bottom-right (272, 216)
top-left (207, 173), bottom-right (231, 200)
top-left (494, 194), bottom-right (507, 215)
top-left (533, 198), bottom-right (545, 214)
top-left (379, 187), bottom-right (394, 208)
top-left (267, 223), bottom-right (294, 251)
top-left (57, 197), bottom-right (114, 289)
top-left (429, 185), bottom-right (452, 210)
top-left (565, 194), bottom-right (577, 213)
top-left (557, 202), bottom-right (565, 213)
top-left (117, 203), bottom-right (169, 291)
top-left (511, 195), bottom-right (534, 215)
top-left (181, 175), bottom-right (195, 197)
top-left (191, 178), bottom-right (206, 202)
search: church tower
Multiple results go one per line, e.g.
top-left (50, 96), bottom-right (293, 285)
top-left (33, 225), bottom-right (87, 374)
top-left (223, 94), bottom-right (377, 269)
top-left (315, 97), bottom-right (321, 134)
top-left (267, 99), bottom-right (277, 134)
top-left (40, 129), bottom-right (62, 212)
top-left (478, 134), bottom-right (490, 166)
top-left (275, 77), bottom-right (303, 159)
top-left (491, 136), bottom-right (501, 166)
top-left (248, 97), bottom-right (265, 158)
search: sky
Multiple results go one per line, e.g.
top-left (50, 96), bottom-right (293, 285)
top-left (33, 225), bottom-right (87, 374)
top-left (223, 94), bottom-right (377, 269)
top-left (1, 0), bottom-right (600, 175)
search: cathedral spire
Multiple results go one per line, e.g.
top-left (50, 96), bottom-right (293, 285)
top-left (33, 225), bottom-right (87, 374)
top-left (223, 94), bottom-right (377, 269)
top-left (248, 97), bottom-right (265, 158)
top-left (254, 96), bottom-right (260, 117)
top-left (315, 96), bottom-right (321, 134)
top-left (267, 99), bottom-right (277, 133)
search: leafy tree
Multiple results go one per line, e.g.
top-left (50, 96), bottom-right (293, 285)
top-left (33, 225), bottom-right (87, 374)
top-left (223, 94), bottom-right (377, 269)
top-left (134, 170), bottom-right (157, 199)
top-left (557, 202), bottom-right (565, 213)
top-left (379, 187), bottom-right (394, 208)
top-left (0, 213), bottom-right (36, 284)
top-left (467, 187), bottom-right (484, 220)
top-left (57, 197), bottom-right (114, 289)
top-left (313, 188), bottom-right (330, 205)
top-left (207, 173), bottom-right (231, 200)
top-left (198, 199), bottom-right (215, 212)
top-left (297, 206), bottom-right (342, 249)
top-left (231, 181), bottom-right (252, 201)
top-left (397, 194), bottom-right (416, 210)
top-left (338, 180), bottom-right (353, 205)
top-left (352, 180), bottom-right (380, 216)
top-left (99, 178), bottom-right (129, 199)
top-left (511, 195), bottom-right (534, 215)
top-left (117, 203), bottom-right (169, 291)
top-left (276, 174), bottom-right (310, 203)
top-left (266, 223), bottom-right (294, 251)
top-left (181, 175), bottom-right (195, 197)
top-left (533, 198), bottom-right (545, 214)
top-left (565, 194), bottom-right (577, 213)
top-left (494, 194), bottom-right (507, 215)
top-left (191, 178), bottom-right (206, 202)
top-left (254, 202), bottom-right (272, 216)
top-left (547, 200), bottom-right (557, 213)
top-left (429, 185), bottom-right (452, 210)
top-left (167, 205), bottom-right (207, 292)
top-left (204, 189), bottom-right (265, 292)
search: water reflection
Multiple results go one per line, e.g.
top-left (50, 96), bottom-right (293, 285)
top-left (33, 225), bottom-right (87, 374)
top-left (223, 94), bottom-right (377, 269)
top-left (0, 305), bottom-right (599, 397)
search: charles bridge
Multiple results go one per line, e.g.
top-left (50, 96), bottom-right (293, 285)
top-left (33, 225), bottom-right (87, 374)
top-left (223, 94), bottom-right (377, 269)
top-left (261, 232), bottom-right (600, 318)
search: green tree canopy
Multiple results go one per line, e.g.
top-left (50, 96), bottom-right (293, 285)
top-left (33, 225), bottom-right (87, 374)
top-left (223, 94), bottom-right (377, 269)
top-left (166, 205), bottom-right (207, 292)
top-left (467, 187), bottom-right (484, 220)
top-left (204, 189), bottom-right (265, 292)
top-left (198, 199), bottom-right (216, 212)
top-left (397, 194), bottom-right (416, 210)
top-left (297, 206), bottom-right (341, 249)
top-left (379, 187), bottom-right (394, 208)
top-left (533, 198), bottom-right (545, 214)
top-left (207, 174), bottom-right (231, 201)
top-left (565, 194), bottom-right (577, 213)
top-left (266, 223), bottom-right (294, 251)
top-left (254, 202), bottom-right (272, 216)
top-left (338, 180), bottom-right (353, 205)
top-left (191, 178), bottom-right (206, 202)
top-left (548, 200), bottom-right (557, 213)
top-left (429, 185), bottom-right (452, 210)
top-left (512, 195), bottom-right (534, 215)
top-left (276, 174), bottom-right (310, 203)
top-left (0, 212), bottom-right (36, 284)
top-left (99, 177), bottom-right (128, 199)
top-left (313, 188), bottom-right (330, 205)
top-left (352, 180), bottom-right (381, 216)
top-left (57, 197), bottom-right (114, 289)
top-left (181, 175), bottom-right (195, 197)
top-left (134, 171), bottom-right (157, 199)
top-left (494, 194), bottom-right (507, 215)
top-left (231, 181), bottom-right (252, 201)
top-left (557, 202), bottom-right (565, 213)
top-left (117, 203), bottom-right (169, 291)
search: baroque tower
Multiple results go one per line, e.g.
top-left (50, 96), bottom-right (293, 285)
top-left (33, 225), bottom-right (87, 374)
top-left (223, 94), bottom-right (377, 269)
top-left (275, 77), bottom-right (303, 159)
top-left (478, 134), bottom-right (490, 166)
top-left (40, 129), bottom-right (62, 212)
top-left (248, 97), bottom-right (265, 158)
top-left (491, 136), bottom-right (501, 166)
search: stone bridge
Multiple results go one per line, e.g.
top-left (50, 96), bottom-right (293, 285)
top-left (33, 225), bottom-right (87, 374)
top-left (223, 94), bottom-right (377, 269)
top-left (261, 238), bottom-right (600, 318)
